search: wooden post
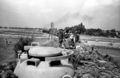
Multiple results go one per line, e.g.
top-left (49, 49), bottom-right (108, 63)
top-left (4, 38), bottom-right (8, 48)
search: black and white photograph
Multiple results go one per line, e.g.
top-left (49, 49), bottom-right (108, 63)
top-left (0, 0), bottom-right (120, 78)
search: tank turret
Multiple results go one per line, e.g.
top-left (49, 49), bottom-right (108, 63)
top-left (14, 46), bottom-right (74, 78)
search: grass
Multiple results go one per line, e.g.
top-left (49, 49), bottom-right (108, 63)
top-left (80, 35), bottom-right (120, 43)
top-left (0, 37), bottom-right (17, 64)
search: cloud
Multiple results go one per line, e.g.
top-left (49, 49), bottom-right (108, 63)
top-left (0, 0), bottom-right (120, 30)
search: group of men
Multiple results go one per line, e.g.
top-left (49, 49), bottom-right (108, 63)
top-left (58, 30), bottom-right (80, 49)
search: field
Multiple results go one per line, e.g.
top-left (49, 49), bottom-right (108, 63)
top-left (0, 31), bottom-right (120, 65)
top-left (0, 37), bottom-right (18, 64)
top-left (0, 32), bottom-right (51, 64)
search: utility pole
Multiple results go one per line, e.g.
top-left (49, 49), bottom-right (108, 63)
top-left (49, 22), bottom-right (54, 40)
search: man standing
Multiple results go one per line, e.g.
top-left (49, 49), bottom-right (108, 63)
top-left (58, 29), bottom-right (64, 47)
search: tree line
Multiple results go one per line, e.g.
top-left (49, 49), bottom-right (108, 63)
top-left (57, 23), bottom-right (120, 38)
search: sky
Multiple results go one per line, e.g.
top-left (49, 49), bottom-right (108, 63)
top-left (0, 0), bottom-right (120, 30)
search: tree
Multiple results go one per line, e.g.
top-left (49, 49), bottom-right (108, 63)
top-left (64, 23), bottom-right (86, 34)
top-left (110, 29), bottom-right (116, 37)
top-left (77, 23), bottom-right (86, 34)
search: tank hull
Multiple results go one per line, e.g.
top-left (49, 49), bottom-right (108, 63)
top-left (14, 61), bottom-right (74, 78)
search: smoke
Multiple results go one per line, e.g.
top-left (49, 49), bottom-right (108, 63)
top-left (54, 0), bottom-right (120, 29)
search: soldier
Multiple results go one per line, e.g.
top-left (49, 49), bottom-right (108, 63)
top-left (74, 34), bottom-right (80, 43)
top-left (69, 33), bottom-right (75, 49)
top-left (63, 33), bottom-right (75, 49)
top-left (58, 29), bottom-right (64, 47)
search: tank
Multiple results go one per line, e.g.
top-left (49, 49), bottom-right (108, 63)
top-left (14, 46), bottom-right (74, 78)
